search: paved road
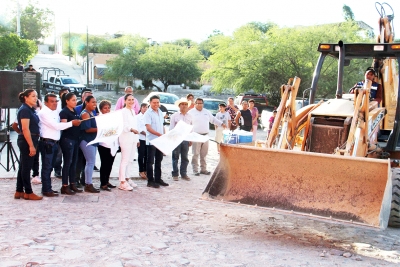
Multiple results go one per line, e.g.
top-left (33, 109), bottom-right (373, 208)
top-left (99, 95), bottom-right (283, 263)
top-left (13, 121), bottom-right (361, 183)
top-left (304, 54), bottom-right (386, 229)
top-left (30, 54), bottom-right (86, 85)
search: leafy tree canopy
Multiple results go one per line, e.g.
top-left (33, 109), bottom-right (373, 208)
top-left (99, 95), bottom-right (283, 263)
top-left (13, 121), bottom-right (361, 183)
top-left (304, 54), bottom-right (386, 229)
top-left (202, 21), bottom-right (371, 105)
top-left (11, 1), bottom-right (54, 44)
top-left (343, 5), bottom-right (355, 21)
top-left (103, 36), bottom-right (149, 84)
top-left (199, 30), bottom-right (226, 59)
top-left (0, 33), bottom-right (37, 69)
top-left (137, 44), bottom-right (204, 91)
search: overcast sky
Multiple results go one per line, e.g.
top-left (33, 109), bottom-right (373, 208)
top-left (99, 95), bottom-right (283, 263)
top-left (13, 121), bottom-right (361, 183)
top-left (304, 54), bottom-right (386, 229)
top-left (1, 0), bottom-right (399, 43)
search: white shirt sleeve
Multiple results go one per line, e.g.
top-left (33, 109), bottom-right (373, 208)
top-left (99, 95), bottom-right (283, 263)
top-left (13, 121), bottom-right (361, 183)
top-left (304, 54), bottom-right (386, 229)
top-left (208, 110), bottom-right (223, 126)
top-left (38, 110), bottom-right (72, 131)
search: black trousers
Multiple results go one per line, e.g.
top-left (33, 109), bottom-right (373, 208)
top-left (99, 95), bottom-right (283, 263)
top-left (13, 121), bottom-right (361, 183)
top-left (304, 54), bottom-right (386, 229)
top-left (137, 139), bottom-right (147, 172)
top-left (240, 125), bottom-right (252, 132)
top-left (98, 145), bottom-right (116, 186)
top-left (16, 135), bottom-right (39, 194)
top-left (146, 145), bottom-right (163, 182)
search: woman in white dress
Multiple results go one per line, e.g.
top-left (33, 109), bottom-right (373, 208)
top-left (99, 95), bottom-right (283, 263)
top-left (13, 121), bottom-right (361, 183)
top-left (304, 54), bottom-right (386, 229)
top-left (119, 94), bottom-right (140, 191)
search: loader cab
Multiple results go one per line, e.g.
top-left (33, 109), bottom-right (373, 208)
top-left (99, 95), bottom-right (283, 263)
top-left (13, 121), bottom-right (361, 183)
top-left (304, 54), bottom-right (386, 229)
top-left (307, 43), bottom-right (400, 153)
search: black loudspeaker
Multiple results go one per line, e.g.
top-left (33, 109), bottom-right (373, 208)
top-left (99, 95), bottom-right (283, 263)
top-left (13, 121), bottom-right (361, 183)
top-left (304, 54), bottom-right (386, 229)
top-left (0, 71), bottom-right (41, 108)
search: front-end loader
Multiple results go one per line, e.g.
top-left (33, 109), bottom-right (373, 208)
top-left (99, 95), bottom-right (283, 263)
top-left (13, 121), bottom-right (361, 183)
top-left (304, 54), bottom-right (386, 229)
top-left (203, 8), bottom-right (400, 229)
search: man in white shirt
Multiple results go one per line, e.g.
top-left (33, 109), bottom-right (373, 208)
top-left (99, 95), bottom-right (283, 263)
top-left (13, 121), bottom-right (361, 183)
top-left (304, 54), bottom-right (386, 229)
top-left (170, 98), bottom-right (193, 181)
top-left (38, 94), bottom-right (81, 197)
top-left (188, 98), bottom-right (226, 176)
top-left (144, 95), bottom-right (169, 188)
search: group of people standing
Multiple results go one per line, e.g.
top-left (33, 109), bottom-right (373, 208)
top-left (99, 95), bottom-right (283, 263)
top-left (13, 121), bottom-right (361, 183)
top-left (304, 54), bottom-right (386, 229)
top-left (13, 86), bottom-right (260, 200)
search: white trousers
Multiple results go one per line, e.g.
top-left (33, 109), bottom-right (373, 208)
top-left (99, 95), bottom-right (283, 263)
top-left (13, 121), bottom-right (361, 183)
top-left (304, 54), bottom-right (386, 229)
top-left (252, 125), bottom-right (258, 141)
top-left (118, 132), bottom-right (137, 181)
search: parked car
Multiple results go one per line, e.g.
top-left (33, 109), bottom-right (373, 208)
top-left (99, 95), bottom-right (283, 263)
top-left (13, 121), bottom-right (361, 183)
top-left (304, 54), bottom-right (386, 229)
top-left (202, 98), bottom-right (227, 129)
top-left (142, 92), bottom-right (180, 124)
top-left (42, 74), bottom-right (86, 96)
top-left (234, 93), bottom-right (269, 116)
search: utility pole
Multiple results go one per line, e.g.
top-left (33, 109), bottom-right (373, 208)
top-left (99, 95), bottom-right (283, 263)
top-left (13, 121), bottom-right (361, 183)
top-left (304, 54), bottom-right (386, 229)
top-left (86, 26), bottom-right (89, 87)
top-left (16, 0), bottom-right (21, 37)
top-left (68, 18), bottom-right (71, 61)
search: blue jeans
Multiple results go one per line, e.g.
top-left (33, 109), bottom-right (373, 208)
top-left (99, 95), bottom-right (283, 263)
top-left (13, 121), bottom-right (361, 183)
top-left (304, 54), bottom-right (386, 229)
top-left (60, 137), bottom-right (79, 185)
top-left (172, 141), bottom-right (189, 177)
top-left (79, 140), bottom-right (96, 185)
top-left (146, 145), bottom-right (163, 182)
top-left (53, 144), bottom-right (62, 173)
top-left (39, 139), bottom-right (59, 193)
top-left (16, 135), bottom-right (39, 194)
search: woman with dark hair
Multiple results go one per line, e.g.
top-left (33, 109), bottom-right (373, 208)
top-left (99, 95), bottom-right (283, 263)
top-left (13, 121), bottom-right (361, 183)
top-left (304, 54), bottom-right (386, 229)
top-left (118, 94), bottom-right (140, 191)
top-left (59, 92), bottom-right (83, 195)
top-left (97, 100), bottom-right (117, 191)
top-left (15, 89), bottom-right (42, 200)
top-left (79, 95), bottom-right (100, 193)
top-left (248, 99), bottom-right (259, 141)
top-left (226, 97), bottom-right (239, 130)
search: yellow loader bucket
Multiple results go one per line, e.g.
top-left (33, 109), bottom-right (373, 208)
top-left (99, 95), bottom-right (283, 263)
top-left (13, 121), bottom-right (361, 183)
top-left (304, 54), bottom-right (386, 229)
top-left (203, 144), bottom-right (393, 228)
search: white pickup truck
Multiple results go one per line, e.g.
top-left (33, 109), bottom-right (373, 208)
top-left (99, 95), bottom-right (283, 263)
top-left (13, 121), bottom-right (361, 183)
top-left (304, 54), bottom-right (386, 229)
top-left (42, 75), bottom-right (86, 96)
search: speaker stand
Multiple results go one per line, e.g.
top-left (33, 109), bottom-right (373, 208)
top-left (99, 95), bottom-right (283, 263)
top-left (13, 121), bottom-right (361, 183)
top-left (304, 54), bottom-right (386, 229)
top-left (0, 108), bottom-right (19, 172)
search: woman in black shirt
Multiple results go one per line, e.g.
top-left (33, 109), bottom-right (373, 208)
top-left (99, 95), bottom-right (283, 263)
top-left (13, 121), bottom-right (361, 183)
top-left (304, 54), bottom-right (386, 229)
top-left (59, 92), bottom-right (83, 195)
top-left (15, 89), bottom-right (42, 200)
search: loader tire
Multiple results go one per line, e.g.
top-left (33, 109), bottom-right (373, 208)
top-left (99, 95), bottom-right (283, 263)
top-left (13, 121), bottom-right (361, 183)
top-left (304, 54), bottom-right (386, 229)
top-left (389, 169), bottom-right (400, 227)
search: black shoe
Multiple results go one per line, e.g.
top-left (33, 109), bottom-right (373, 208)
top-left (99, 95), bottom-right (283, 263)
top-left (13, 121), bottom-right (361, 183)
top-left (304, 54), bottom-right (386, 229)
top-left (43, 191), bottom-right (59, 197)
top-left (157, 180), bottom-right (169, 187)
top-left (84, 184), bottom-right (100, 193)
top-left (194, 172), bottom-right (200, 176)
top-left (54, 172), bottom-right (62, 178)
top-left (76, 183), bottom-right (83, 188)
top-left (107, 183), bottom-right (116, 188)
top-left (147, 181), bottom-right (160, 188)
top-left (200, 171), bottom-right (211, 175)
top-left (70, 184), bottom-right (83, 193)
top-left (100, 185), bottom-right (111, 191)
top-left (52, 190), bottom-right (59, 194)
top-left (61, 186), bottom-right (76, 195)
top-left (93, 166), bottom-right (99, 172)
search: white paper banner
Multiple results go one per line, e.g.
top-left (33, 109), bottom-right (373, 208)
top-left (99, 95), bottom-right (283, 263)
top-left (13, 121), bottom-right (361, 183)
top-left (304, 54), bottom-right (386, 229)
top-left (87, 110), bottom-right (124, 146)
top-left (150, 121), bottom-right (210, 155)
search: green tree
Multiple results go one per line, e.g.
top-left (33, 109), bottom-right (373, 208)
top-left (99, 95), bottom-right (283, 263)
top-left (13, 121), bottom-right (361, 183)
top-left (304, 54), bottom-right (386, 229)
top-left (199, 30), bottom-right (225, 59)
top-left (0, 33), bottom-right (37, 69)
top-left (0, 23), bottom-right (11, 36)
top-left (61, 32), bottom-right (83, 57)
top-left (12, 1), bottom-right (54, 43)
top-left (103, 37), bottom-right (149, 92)
top-left (343, 5), bottom-right (355, 21)
top-left (137, 44), bottom-right (204, 92)
top-left (202, 22), bottom-right (370, 105)
top-left (166, 38), bottom-right (194, 47)
top-left (247, 21), bottom-right (276, 33)
top-left (77, 35), bottom-right (106, 56)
